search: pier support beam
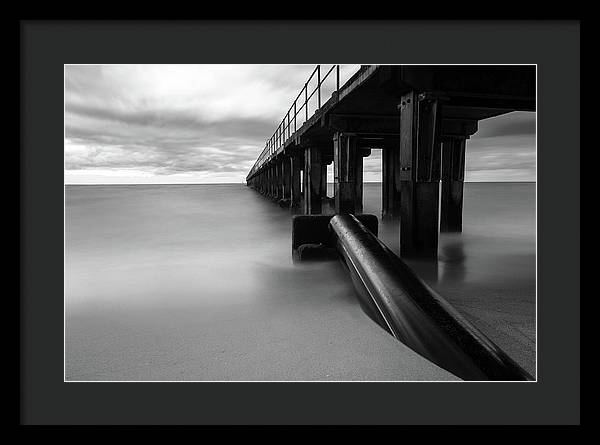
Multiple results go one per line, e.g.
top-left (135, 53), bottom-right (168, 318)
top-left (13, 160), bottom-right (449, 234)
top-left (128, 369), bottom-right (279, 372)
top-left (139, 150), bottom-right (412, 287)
top-left (303, 146), bottom-right (326, 214)
top-left (355, 151), bottom-right (364, 214)
top-left (273, 164), bottom-right (279, 199)
top-left (273, 164), bottom-right (278, 198)
top-left (264, 167), bottom-right (269, 196)
top-left (399, 91), bottom-right (443, 259)
top-left (333, 133), bottom-right (364, 214)
top-left (282, 157), bottom-right (291, 202)
top-left (382, 140), bottom-right (401, 219)
top-left (279, 162), bottom-right (285, 200)
top-left (440, 137), bottom-right (466, 232)
top-left (277, 161), bottom-right (284, 200)
top-left (290, 156), bottom-right (302, 208)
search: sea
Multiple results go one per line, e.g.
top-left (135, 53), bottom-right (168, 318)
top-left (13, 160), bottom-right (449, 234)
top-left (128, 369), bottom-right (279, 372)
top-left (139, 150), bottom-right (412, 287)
top-left (65, 182), bottom-right (535, 381)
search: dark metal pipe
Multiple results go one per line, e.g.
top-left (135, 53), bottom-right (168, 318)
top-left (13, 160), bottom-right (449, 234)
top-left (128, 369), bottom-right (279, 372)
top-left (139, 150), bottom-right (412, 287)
top-left (329, 213), bottom-right (533, 381)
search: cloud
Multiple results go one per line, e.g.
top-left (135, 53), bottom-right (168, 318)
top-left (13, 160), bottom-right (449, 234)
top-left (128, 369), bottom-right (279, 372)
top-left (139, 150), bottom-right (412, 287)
top-left (65, 65), bottom-right (535, 184)
top-left (473, 111), bottom-right (535, 138)
top-left (466, 113), bottom-right (536, 181)
top-left (65, 64), bottom-right (362, 183)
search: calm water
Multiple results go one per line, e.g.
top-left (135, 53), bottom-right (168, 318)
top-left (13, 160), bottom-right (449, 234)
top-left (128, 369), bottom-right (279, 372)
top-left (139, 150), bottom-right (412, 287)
top-left (65, 183), bottom-right (535, 380)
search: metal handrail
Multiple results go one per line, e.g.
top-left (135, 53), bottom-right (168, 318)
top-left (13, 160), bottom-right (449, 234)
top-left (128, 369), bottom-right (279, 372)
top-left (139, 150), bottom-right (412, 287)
top-left (247, 65), bottom-right (342, 179)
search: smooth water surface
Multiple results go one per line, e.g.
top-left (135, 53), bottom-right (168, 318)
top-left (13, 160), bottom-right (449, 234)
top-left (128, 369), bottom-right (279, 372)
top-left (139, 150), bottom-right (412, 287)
top-left (65, 183), bottom-right (535, 380)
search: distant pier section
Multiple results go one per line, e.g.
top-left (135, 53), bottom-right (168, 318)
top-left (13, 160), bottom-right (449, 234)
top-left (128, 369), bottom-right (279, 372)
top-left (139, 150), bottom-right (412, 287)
top-left (246, 65), bottom-right (535, 258)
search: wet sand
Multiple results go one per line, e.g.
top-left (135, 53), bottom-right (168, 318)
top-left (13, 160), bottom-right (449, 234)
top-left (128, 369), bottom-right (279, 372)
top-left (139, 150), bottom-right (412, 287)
top-left (66, 260), bottom-right (458, 381)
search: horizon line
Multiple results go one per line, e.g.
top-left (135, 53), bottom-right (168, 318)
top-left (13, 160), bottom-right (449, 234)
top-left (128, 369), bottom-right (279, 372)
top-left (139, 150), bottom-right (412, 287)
top-left (65, 181), bottom-right (537, 186)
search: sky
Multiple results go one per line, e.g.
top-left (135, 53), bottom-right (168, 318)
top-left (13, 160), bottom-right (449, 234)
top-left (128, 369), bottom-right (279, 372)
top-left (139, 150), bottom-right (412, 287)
top-left (65, 65), bottom-right (536, 184)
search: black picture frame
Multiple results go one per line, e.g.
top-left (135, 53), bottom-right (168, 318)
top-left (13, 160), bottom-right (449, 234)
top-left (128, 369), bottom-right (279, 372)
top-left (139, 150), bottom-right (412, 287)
top-left (20, 20), bottom-right (580, 425)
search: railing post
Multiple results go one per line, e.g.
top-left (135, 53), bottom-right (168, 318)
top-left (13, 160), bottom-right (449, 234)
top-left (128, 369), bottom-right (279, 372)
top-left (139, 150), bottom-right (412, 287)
top-left (336, 65), bottom-right (340, 92)
top-left (317, 65), bottom-right (321, 109)
top-left (305, 83), bottom-right (308, 121)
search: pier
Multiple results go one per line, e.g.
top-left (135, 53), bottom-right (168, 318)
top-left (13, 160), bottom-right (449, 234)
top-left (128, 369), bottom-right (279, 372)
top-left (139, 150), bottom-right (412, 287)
top-left (246, 65), bottom-right (535, 259)
top-left (246, 65), bottom-right (536, 380)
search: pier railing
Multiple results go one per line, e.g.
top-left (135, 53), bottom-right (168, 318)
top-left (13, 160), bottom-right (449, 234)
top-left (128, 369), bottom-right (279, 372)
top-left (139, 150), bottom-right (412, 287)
top-left (247, 65), bottom-right (343, 178)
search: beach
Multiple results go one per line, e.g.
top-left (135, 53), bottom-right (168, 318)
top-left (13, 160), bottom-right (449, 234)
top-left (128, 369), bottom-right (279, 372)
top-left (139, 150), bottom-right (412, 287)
top-left (65, 182), bottom-right (535, 381)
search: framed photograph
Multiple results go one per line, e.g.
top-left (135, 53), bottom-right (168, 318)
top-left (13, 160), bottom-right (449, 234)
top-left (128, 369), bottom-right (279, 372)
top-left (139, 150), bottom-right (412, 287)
top-left (21, 20), bottom-right (580, 425)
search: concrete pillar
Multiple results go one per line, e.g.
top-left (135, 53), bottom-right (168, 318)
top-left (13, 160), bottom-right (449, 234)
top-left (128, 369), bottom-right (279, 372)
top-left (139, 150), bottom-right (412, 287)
top-left (333, 133), bottom-right (363, 214)
top-left (399, 91), bottom-right (443, 259)
top-left (382, 142), bottom-right (401, 219)
top-left (441, 137), bottom-right (466, 232)
top-left (290, 156), bottom-right (301, 207)
top-left (303, 146), bottom-right (326, 214)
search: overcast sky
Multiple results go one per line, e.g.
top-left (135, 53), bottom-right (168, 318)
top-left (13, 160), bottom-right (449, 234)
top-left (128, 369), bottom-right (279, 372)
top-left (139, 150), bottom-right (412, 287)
top-left (65, 65), bottom-right (535, 184)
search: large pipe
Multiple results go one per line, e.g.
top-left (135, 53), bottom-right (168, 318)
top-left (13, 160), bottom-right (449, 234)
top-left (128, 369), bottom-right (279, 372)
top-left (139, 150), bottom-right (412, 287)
top-left (329, 213), bottom-right (533, 381)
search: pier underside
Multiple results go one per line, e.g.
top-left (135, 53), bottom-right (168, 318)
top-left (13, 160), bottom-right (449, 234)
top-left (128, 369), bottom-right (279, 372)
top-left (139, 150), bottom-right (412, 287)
top-left (247, 65), bottom-right (535, 259)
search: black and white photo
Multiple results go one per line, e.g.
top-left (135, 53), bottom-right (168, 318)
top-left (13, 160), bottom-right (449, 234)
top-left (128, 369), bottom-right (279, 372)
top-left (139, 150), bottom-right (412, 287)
top-left (65, 64), bottom-right (537, 382)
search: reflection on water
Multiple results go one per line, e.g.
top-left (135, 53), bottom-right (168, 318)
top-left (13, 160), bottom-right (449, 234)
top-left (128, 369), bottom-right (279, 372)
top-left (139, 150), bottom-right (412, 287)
top-left (439, 237), bottom-right (467, 284)
top-left (65, 182), bottom-right (535, 380)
